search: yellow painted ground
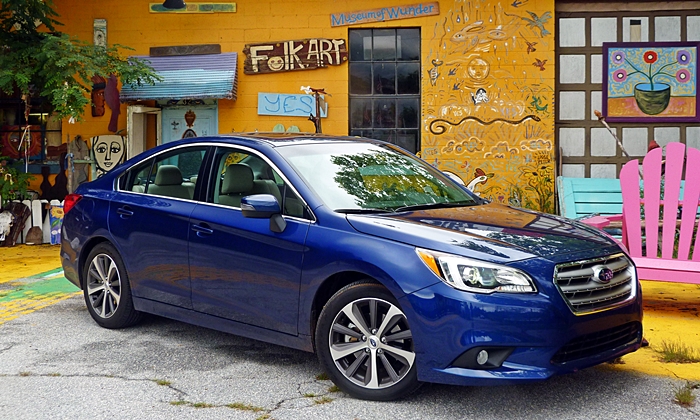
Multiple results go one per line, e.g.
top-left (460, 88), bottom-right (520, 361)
top-left (0, 244), bottom-right (62, 283)
top-left (609, 281), bottom-right (700, 382)
top-left (1, 245), bottom-right (699, 382)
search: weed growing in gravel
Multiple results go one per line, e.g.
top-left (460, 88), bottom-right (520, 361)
top-left (255, 414), bottom-right (271, 420)
top-left (226, 402), bottom-right (265, 412)
top-left (303, 392), bottom-right (317, 398)
top-left (657, 340), bottom-right (700, 363)
top-left (154, 379), bottom-right (171, 386)
top-left (48, 373), bottom-right (61, 377)
top-left (314, 396), bottom-right (333, 405)
top-left (192, 402), bottom-right (214, 408)
top-left (170, 400), bottom-right (188, 406)
top-left (19, 372), bottom-right (31, 377)
top-left (328, 385), bottom-right (341, 393)
top-left (674, 382), bottom-right (698, 407)
top-left (315, 372), bottom-right (329, 380)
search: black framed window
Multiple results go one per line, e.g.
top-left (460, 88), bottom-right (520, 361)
top-left (348, 28), bottom-right (421, 154)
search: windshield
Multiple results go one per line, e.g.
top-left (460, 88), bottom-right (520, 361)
top-left (277, 141), bottom-right (478, 212)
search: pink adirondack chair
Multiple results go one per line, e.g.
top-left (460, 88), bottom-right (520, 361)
top-left (582, 142), bottom-right (700, 284)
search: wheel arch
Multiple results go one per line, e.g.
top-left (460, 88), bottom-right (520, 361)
top-left (77, 236), bottom-right (112, 288)
top-left (309, 271), bottom-right (384, 350)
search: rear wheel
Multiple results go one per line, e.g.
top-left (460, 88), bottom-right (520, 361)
top-left (82, 243), bottom-right (142, 329)
top-left (315, 280), bottom-right (420, 401)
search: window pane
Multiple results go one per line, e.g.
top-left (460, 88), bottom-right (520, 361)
top-left (396, 130), bottom-right (419, 154)
top-left (350, 98), bottom-right (372, 129)
top-left (397, 98), bottom-right (419, 128)
top-left (373, 29), bottom-right (396, 61)
top-left (350, 63), bottom-right (372, 94)
top-left (397, 63), bottom-right (420, 94)
top-left (397, 29), bottom-right (420, 60)
top-left (373, 63), bottom-right (396, 94)
top-left (349, 29), bottom-right (372, 61)
top-left (374, 99), bottom-right (396, 128)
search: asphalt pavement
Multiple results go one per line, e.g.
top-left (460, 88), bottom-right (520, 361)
top-left (1, 245), bottom-right (700, 419)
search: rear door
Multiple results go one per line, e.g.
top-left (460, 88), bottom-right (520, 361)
top-left (188, 146), bottom-right (311, 334)
top-left (109, 145), bottom-right (208, 308)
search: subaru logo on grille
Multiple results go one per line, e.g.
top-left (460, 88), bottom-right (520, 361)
top-left (592, 265), bottom-right (614, 283)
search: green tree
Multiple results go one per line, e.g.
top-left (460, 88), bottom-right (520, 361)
top-left (0, 0), bottom-right (159, 121)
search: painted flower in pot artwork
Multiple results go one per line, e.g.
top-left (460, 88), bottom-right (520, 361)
top-left (604, 43), bottom-right (698, 122)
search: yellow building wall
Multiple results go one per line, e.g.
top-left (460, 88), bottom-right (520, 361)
top-left (50, 0), bottom-right (556, 212)
top-left (421, 0), bottom-right (556, 213)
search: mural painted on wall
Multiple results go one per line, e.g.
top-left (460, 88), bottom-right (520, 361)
top-left (423, 0), bottom-right (555, 213)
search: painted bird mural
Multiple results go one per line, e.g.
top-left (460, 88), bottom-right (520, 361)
top-left (518, 11), bottom-right (552, 37)
top-left (466, 168), bottom-right (493, 194)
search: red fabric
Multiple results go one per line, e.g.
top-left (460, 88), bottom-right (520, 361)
top-left (105, 75), bottom-right (121, 133)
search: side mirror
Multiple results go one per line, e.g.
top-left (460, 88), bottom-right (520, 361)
top-left (240, 194), bottom-right (286, 233)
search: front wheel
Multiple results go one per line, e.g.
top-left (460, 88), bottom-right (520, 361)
top-left (82, 243), bottom-right (142, 329)
top-left (315, 281), bottom-right (420, 401)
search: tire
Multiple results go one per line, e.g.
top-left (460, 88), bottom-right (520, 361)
top-left (315, 280), bottom-right (421, 401)
top-left (82, 243), bottom-right (142, 329)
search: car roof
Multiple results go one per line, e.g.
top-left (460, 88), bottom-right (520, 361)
top-left (202, 132), bottom-right (383, 147)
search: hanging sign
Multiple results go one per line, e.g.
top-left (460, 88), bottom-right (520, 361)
top-left (243, 38), bottom-right (347, 74)
top-left (257, 93), bottom-right (327, 117)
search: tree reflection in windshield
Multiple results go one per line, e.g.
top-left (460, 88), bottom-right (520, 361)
top-left (279, 142), bottom-right (475, 211)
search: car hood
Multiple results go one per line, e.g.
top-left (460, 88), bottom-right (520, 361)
top-left (345, 203), bottom-right (617, 264)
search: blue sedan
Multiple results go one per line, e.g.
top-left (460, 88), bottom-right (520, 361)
top-left (61, 133), bottom-right (643, 401)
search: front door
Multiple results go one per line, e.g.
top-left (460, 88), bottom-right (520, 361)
top-left (162, 105), bottom-right (218, 143)
top-left (188, 146), bottom-right (311, 335)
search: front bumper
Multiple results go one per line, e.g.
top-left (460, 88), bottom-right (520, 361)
top-left (401, 277), bottom-right (643, 386)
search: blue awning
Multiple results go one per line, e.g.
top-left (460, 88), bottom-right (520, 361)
top-left (120, 52), bottom-right (238, 101)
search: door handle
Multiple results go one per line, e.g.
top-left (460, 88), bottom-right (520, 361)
top-left (191, 223), bottom-right (214, 236)
top-left (116, 206), bottom-right (134, 218)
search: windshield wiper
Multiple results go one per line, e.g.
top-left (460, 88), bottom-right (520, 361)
top-left (334, 208), bottom-right (393, 214)
top-left (394, 201), bottom-right (477, 212)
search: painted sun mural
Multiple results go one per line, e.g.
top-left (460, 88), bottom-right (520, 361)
top-left (422, 0), bottom-right (555, 213)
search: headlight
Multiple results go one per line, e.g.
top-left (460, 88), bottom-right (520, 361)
top-left (416, 248), bottom-right (537, 294)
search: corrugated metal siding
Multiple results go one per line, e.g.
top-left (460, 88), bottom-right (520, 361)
top-left (121, 53), bottom-right (238, 101)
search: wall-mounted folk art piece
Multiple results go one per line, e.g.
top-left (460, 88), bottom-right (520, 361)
top-left (243, 39), bottom-right (347, 74)
top-left (603, 42), bottom-right (699, 122)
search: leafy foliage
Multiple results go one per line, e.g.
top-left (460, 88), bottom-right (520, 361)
top-left (0, 156), bottom-right (34, 206)
top-left (0, 0), bottom-right (160, 121)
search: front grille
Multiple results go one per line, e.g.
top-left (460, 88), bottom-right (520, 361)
top-left (554, 253), bottom-right (636, 315)
top-left (551, 322), bottom-right (641, 364)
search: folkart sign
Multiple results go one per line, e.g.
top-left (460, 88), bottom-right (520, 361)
top-left (243, 38), bottom-right (347, 74)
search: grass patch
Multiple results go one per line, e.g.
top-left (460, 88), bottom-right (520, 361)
top-left (303, 392), bottom-right (317, 398)
top-left (315, 372), bottom-right (329, 380)
top-left (314, 396), bottom-right (333, 405)
top-left (328, 385), bottom-right (341, 393)
top-left (170, 400), bottom-right (188, 406)
top-left (154, 379), bottom-right (171, 386)
top-left (674, 382), bottom-right (698, 407)
top-left (192, 402), bottom-right (214, 408)
top-left (656, 340), bottom-right (700, 363)
top-left (255, 415), bottom-right (271, 420)
top-left (226, 402), bottom-right (265, 412)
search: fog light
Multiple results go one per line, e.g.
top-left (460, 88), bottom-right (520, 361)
top-left (452, 347), bottom-right (514, 370)
top-left (476, 350), bottom-right (489, 365)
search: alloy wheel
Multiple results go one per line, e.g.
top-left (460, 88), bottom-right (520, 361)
top-left (328, 297), bottom-right (415, 389)
top-left (86, 253), bottom-right (122, 319)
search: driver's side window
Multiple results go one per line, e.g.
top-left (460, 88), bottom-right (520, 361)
top-left (210, 148), bottom-right (308, 218)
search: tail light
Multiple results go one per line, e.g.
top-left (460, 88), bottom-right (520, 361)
top-left (63, 193), bottom-right (83, 214)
